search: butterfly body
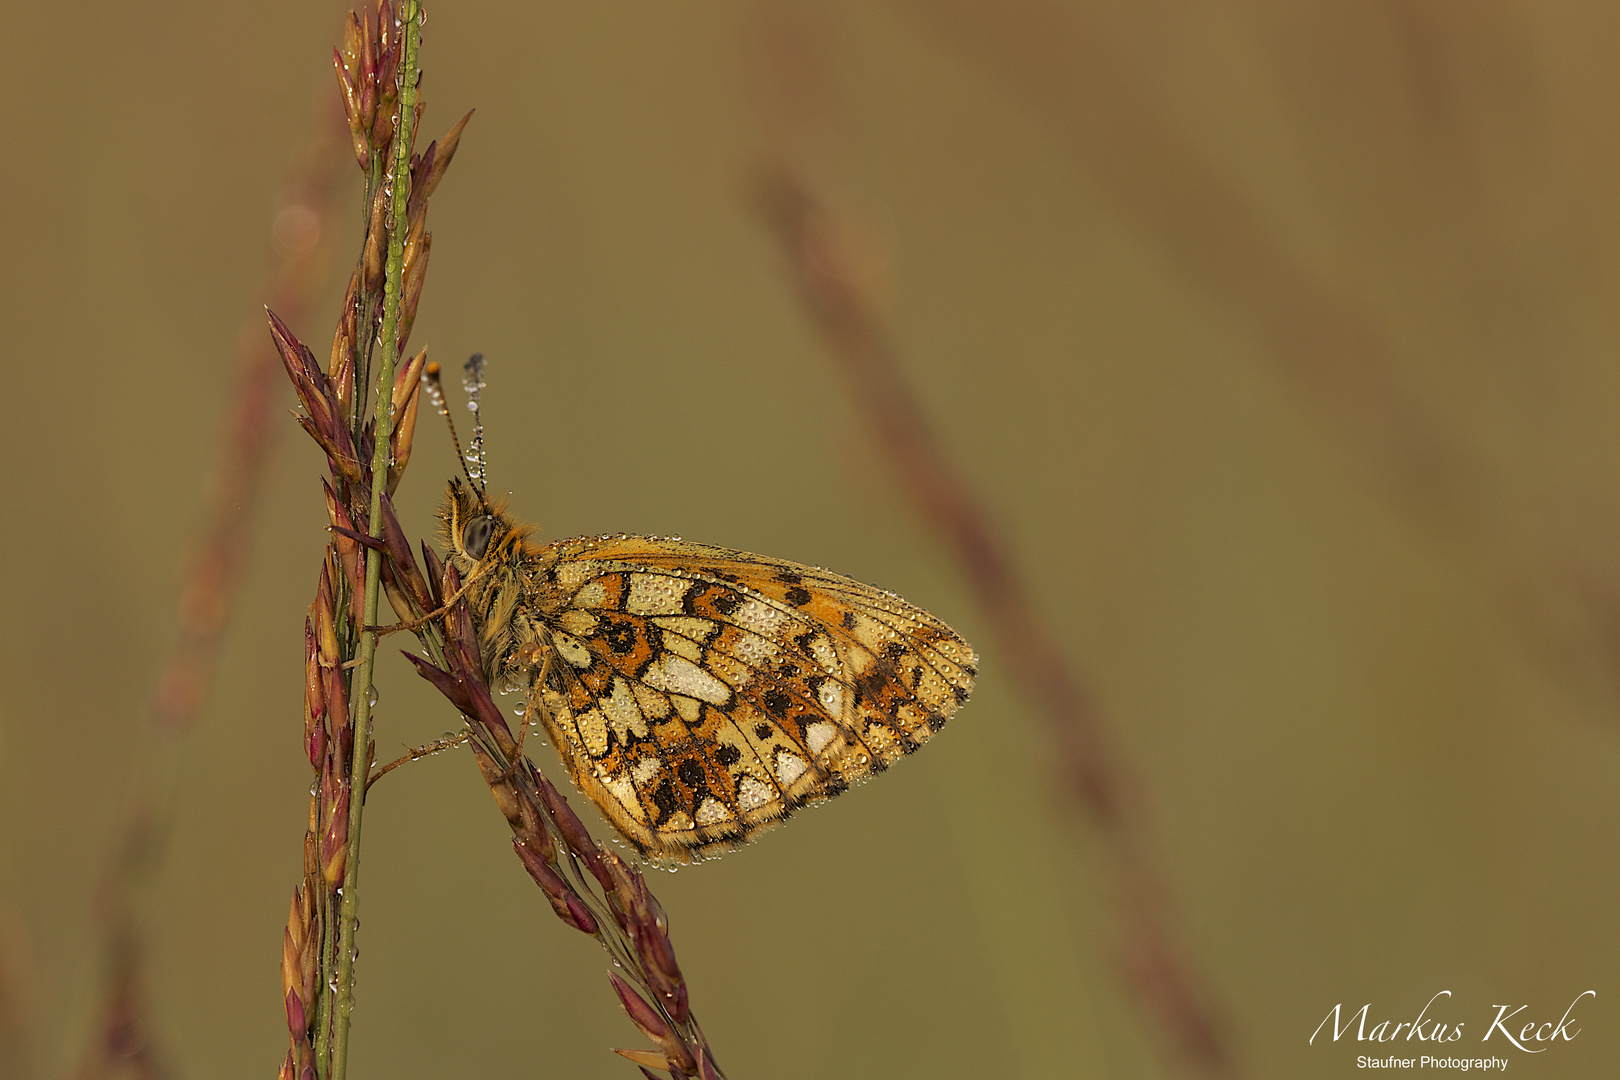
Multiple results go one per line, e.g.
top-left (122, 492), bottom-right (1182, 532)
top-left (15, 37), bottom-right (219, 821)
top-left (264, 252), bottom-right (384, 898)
top-left (440, 478), bottom-right (976, 862)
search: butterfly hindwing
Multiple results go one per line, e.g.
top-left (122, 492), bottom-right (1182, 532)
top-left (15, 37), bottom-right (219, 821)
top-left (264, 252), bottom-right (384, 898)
top-left (521, 536), bottom-right (977, 861)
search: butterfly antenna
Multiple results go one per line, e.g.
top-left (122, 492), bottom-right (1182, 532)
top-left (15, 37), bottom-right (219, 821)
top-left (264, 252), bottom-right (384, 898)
top-left (462, 353), bottom-right (489, 496)
top-left (423, 359), bottom-right (489, 509)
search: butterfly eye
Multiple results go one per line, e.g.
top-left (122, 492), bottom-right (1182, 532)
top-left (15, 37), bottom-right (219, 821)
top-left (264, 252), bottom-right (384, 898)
top-left (462, 515), bottom-right (496, 559)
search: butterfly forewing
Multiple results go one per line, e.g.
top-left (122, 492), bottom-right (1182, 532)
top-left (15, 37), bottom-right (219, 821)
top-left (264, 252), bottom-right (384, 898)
top-left (522, 536), bottom-right (977, 861)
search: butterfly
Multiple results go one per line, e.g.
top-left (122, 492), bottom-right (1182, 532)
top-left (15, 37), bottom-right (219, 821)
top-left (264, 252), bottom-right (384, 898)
top-left (436, 474), bottom-right (977, 862)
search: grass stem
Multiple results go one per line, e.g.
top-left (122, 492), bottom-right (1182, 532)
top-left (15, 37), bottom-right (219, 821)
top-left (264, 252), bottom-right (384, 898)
top-left (328, 4), bottom-right (422, 1077)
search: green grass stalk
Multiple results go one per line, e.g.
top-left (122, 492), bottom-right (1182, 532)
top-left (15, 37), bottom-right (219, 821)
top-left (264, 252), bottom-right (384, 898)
top-left (328, 4), bottom-right (422, 1076)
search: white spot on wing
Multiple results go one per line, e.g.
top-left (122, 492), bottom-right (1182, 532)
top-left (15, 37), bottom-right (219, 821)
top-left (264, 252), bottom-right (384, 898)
top-left (807, 633), bottom-right (840, 676)
top-left (818, 680), bottom-right (844, 717)
top-left (631, 756), bottom-right (661, 785)
top-left (552, 631), bottom-right (592, 669)
top-left (847, 645), bottom-right (878, 676)
top-left (775, 751), bottom-right (808, 787)
top-left (625, 573), bottom-right (689, 616)
top-left (606, 774), bottom-right (641, 818)
top-left (602, 677), bottom-right (646, 738)
top-left (805, 721), bottom-right (837, 756)
top-left (730, 630), bottom-right (780, 667)
top-left (738, 775), bottom-right (774, 812)
top-left (694, 797), bottom-right (733, 826)
top-left (732, 598), bottom-right (786, 636)
top-left (578, 707), bottom-right (608, 757)
top-left (642, 654), bottom-right (731, 705)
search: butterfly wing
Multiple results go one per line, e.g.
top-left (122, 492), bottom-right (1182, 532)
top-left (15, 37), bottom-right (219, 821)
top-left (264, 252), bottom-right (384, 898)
top-left (522, 536), bottom-right (977, 862)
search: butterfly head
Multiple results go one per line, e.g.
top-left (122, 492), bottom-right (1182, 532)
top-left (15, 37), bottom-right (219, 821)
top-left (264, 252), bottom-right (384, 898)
top-left (439, 477), bottom-right (532, 577)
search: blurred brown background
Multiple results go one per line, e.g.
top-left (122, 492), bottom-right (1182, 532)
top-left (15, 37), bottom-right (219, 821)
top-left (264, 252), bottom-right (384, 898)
top-left (1, 2), bottom-right (1617, 1078)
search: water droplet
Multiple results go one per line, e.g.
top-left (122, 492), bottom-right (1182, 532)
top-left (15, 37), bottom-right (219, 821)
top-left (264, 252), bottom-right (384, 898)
top-left (513, 702), bottom-right (527, 717)
top-left (367, 686), bottom-right (379, 708)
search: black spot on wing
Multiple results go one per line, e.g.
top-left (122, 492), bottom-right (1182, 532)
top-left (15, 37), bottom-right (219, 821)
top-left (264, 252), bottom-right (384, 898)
top-left (603, 616), bottom-right (637, 655)
top-left (652, 779), bottom-right (678, 826)
top-left (763, 688), bottom-right (792, 718)
top-left (850, 665), bottom-right (890, 710)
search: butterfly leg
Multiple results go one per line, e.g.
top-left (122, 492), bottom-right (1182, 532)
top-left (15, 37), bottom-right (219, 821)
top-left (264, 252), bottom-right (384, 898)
top-left (365, 563), bottom-right (487, 636)
top-left (508, 652), bottom-right (557, 771)
top-left (365, 728), bottom-right (470, 792)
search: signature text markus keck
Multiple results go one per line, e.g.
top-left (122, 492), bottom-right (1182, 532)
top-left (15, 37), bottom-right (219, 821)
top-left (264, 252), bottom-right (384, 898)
top-left (1308, 990), bottom-right (1595, 1071)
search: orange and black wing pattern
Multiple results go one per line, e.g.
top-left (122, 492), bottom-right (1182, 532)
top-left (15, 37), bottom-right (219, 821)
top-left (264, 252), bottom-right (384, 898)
top-left (522, 536), bottom-right (976, 861)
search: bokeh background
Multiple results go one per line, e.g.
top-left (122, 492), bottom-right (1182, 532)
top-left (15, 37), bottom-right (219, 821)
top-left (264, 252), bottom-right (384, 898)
top-left (2, 2), bottom-right (1617, 1078)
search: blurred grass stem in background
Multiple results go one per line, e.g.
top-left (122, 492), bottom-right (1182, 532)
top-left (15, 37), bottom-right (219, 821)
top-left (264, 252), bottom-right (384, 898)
top-left (63, 67), bottom-right (351, 1080)
top-left (749, 8), bottom-right (1232, 1072)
